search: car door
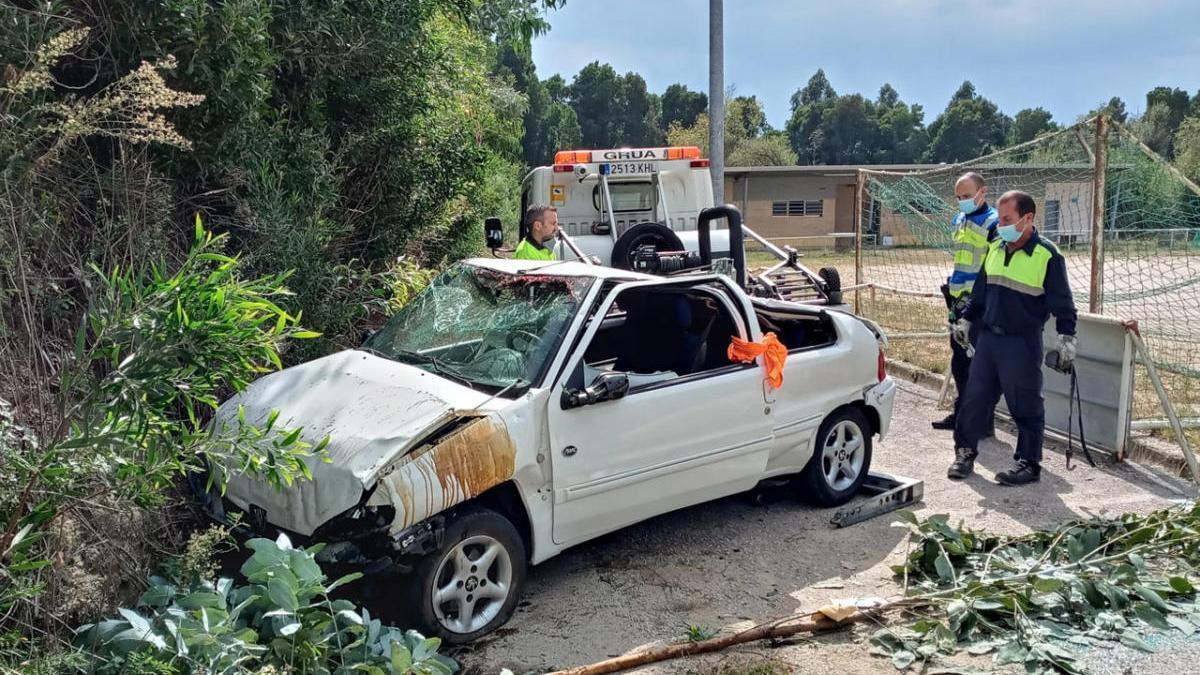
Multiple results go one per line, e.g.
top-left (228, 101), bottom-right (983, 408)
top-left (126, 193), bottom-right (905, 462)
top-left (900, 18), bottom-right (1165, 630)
top-left (545, 278), bottom-right (774, 547)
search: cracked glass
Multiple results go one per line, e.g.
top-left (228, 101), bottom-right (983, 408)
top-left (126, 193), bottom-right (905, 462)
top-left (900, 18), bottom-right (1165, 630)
top-left (364, 263), bottom-right (594, 394)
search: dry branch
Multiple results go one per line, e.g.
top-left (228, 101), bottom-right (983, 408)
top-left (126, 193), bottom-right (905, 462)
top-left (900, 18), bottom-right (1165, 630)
top-left (546, 604), bottom-right (896, 675)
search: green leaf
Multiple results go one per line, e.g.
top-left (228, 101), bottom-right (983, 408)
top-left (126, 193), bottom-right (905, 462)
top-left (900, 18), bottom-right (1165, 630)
top-left (891, 649), bottom-right (916, 670)
top-left (267, 578), bottom-right (298, 613)
top-left (934, 553), bottom-right (954, 582)
top-left (994, 640), bottom-right (1026, 665)
top-left (1119, 632), bottom-right (1156, 653)
top-left (894, 510), bottom-right (919, 525)
top-left (279, 621), bottom-right (302, 636)
top-left (391, 642), bottom-right (414, 672)
top-left (1168, 615), bottom-right (1197, 636)
top-left (1134, 603), bottom-right (1171, 630)
top-left (1170, 576), bottom-right (1195, 594)
top-left (1135, 584), bottom-right (1171, 614)
top-left (1033, 577), bottom-right (1065, 594)
top-left (291, 330), bottom-right (322, 339)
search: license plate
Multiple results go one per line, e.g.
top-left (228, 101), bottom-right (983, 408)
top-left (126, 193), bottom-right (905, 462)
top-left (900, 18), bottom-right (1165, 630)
top-left (605, 162), bottom-right (654, 176)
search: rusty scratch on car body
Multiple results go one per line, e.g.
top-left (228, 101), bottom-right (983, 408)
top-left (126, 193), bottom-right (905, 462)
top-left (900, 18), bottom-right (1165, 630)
top-left (371, 413), bottom-right (516, 532)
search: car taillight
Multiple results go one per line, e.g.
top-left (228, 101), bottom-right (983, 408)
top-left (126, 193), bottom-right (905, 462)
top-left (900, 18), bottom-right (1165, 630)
top-left (553, 164), bottom-right (575, 173)
top-left (877, 348), bottom-right (887, 382)
top-left (690, 159), bottom-right (710, 168)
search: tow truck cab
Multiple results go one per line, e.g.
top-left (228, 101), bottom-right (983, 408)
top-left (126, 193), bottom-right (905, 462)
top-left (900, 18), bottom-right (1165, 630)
top-left (519, 145), bottom-right (731, 269)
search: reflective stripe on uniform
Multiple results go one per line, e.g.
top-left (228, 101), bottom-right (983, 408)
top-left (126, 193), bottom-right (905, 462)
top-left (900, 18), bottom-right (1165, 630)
top-left (981, 238), bottom-right (1054, 297)
top-left (948, 207), bottom-right (998, 297)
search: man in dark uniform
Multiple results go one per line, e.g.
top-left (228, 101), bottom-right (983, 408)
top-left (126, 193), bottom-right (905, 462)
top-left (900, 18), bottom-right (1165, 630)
top-left (948, 190), bottom-right (1078, 486)
top-left (933, 172), bottom-right (999, 431)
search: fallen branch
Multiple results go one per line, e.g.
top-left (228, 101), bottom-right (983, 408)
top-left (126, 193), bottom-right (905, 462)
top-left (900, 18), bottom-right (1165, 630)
top-left (546, 604), bottom-right (897, 675)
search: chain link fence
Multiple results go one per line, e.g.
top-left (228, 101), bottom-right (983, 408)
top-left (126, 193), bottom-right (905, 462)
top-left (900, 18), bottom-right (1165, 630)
top-left (819, 116), bottom-right (1200, 464)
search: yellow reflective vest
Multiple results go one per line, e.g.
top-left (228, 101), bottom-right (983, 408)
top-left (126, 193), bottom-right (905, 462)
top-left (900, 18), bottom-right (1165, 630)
top-left (947, 206), bottom-right (999, 298)
top-left (514, 238), bottom-right (556, 261)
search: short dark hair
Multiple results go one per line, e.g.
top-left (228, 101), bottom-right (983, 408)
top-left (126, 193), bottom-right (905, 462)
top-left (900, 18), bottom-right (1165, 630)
top-left (956, 171), bottom-right (985, 190)
top-left (525, 204), bottom-right (556, 227)
top-left (998, 190), bottom-right (1037, 218)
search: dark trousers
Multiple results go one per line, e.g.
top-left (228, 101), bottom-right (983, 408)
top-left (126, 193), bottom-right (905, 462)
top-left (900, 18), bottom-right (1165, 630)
top-left (948, 321), bottom-right (982, 417)
top-left (954, 330), bottom-right (1045, 464)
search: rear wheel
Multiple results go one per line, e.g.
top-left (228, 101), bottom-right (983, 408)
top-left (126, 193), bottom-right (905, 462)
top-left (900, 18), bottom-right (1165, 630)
top-left (797, 407), bottom-right (872, 506)
top-left (405, 507), bottom-right (527, 644)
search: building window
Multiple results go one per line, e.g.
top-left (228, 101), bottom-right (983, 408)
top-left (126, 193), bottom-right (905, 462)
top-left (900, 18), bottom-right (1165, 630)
top-left (1044, 199), bottom-right (1061, 234)
top-left (771, 200), bottom-right (823, 217)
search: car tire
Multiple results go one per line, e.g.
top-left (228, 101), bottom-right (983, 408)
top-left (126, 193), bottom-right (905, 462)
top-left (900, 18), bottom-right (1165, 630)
top-left (404, 506), bottom-right (527, 644)
top-left (819, 267), bottom-right (843, 305)
top-left (610, 222), bottom-right (685, 271)
top-left (797, 406), bottom-right (873, 507)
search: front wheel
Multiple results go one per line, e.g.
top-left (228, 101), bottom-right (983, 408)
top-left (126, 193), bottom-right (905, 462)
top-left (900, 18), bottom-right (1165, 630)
top-left (405, 507), bottom-right (527, 644)
top-left (797, 407), bottom-right (873, 506)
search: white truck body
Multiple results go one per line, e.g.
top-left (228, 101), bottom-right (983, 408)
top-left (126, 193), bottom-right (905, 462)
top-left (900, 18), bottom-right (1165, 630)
top-left (521, 146), bottom-right (730, 265)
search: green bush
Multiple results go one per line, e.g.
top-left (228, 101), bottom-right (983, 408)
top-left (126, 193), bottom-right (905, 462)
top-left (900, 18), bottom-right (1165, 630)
top-left (76, 534), bottom-right (457, 675)
top-left (0, 220), bottom-right (326, 625)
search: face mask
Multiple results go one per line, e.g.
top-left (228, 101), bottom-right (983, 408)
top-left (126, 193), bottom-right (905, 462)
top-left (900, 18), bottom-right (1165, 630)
top-left (997, 222), bottom-right (1022, 242)
top-left (958, 197), bottom-right (978, 213)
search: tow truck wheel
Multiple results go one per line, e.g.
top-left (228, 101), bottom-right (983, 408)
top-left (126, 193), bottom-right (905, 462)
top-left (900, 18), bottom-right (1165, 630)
top-left (819, 267), bottom-right (842, 305)
top-left (797, 407), bottom-right (872, 507)
top-left (611, 222), bottom-right (684, 271)
top-left (406, 506), bottom-right (527, 644)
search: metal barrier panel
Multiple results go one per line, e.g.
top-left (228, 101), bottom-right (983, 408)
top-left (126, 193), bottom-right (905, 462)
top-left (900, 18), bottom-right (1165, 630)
top-left (995, 313), bottom-right (1133, 456)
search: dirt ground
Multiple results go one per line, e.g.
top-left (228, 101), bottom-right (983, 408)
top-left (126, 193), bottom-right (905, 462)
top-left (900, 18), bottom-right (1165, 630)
top-left (460, 377), bottom-right (1198, 675)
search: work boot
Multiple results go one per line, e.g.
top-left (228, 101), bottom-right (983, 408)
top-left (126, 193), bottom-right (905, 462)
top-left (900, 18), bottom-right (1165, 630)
top-left (947, 447), bottom-right (977, 480)
top-left (995, 460), bottom-right (1041, 486)
top-left (931, 413), bottom-right (956, 431)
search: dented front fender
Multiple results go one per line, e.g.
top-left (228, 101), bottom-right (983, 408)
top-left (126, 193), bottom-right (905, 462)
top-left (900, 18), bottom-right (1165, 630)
top-left (368, 413), bottom-right (517, 532)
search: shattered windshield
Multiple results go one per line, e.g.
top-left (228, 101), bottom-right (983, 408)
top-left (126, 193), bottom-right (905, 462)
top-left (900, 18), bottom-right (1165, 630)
top-left (363, 263), bottom-right (593, 394)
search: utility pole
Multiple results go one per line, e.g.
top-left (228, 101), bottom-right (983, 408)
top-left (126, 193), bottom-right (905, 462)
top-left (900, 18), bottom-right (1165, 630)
top-left (708, 0), bottom-right (724, 204)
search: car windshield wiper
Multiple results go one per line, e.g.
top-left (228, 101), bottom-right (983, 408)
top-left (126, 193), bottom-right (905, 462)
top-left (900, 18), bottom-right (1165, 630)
top-left (390, 349), bottom-right (477, 389)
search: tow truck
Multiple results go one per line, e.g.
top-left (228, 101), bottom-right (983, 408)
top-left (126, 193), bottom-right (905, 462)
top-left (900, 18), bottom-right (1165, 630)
top-left (504, 145), bottom-right (845, 306)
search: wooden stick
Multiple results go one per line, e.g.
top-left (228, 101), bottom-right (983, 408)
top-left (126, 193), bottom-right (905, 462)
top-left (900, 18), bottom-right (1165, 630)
top-left (547, 608), bottom-right (883, 675)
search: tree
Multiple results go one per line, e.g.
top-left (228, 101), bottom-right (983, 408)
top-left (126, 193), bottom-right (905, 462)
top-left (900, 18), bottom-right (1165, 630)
top-left (790, 68), bottom-right (836, 111)
top-left (544, 74), bottom-right (568, 103)
top-left (1175, 116), bottom-right (1200, 183)
top-left (728, 133), bottom-right (797, 167)
top-left (923, 82), bottom-right (1011, 162)
top-left (875, 88), bottom-right (928, 164)
top-left (568, 62), bottom-right (624, 147)
top-left (661, 84), bottom-right (707, 131)
top-left (618, 72), bottom-right (662, 146)
top-left (1138, 103), bottom-right (1181, 158)
top-left (1008, 107), bottom-right (1057, 145)
top-left (1101, 96), bottom-right (1129, 124)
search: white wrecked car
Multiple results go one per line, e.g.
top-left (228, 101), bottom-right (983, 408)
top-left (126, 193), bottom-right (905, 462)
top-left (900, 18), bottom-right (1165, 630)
top-left (204, 258), bottom-right (896, 643)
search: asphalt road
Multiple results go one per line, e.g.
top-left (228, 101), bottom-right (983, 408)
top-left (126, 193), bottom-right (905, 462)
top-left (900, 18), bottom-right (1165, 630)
top-left (461, 377), bottom-right (1197, 675)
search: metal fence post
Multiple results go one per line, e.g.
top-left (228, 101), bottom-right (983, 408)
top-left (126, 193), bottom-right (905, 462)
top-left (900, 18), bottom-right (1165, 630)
top-left (1089, 114), bottom-right (1109, 314)
top-left (854, 169), bottom-right (865, 314)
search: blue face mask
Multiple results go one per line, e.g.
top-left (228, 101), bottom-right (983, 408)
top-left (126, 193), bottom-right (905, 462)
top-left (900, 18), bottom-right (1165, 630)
top-left (958, 197), bottom-right (978, 214)
top-left (997, 223), bottom-right (1022, 242)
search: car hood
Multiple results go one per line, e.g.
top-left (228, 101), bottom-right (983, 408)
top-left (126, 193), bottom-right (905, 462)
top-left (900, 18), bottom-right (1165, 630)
top-left (215, 349), bottom-right (492, 536)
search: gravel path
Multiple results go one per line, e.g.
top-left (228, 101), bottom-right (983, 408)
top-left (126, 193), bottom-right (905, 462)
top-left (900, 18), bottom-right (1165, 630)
top-left (460, 378), bottom-right (1198, 675)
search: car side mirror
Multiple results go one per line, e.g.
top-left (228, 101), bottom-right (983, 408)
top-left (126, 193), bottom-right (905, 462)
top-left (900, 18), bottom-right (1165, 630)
top-left (561, 371), bottom-right (630, 409)
top-left (484, 217), bottom-right (504, 250)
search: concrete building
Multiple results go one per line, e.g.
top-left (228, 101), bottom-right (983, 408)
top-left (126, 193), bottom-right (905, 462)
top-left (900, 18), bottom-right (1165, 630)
top-left (724, 164), bottom-right (1099, 249)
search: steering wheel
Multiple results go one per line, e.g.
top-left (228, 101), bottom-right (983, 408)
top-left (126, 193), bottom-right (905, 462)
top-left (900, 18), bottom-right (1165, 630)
top-left (507, 329), bottom-right (541, 352)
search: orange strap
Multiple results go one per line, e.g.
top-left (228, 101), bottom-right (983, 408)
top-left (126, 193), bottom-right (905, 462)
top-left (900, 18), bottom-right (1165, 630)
top-left (727, 332), bottom-right (786, 389)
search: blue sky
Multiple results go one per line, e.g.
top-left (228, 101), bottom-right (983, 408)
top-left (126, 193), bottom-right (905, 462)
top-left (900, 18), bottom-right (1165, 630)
top-left (532, 0), bottom-right (1200, 129)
